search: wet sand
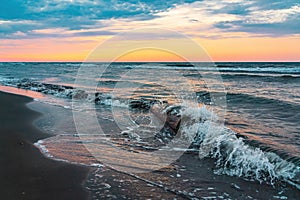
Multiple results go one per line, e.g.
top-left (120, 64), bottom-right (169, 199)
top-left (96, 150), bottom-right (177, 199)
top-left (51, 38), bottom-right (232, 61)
top-left (0, 91), bottom-right (90, 200)
top-left (1, 90), bottom-right (299, 199)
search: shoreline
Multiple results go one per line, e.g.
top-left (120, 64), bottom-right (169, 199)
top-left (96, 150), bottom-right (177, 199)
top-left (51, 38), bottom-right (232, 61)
top-left (0, 91), bottom-right (90, 200)
top-left (0, 87), bottom-right (299, 199)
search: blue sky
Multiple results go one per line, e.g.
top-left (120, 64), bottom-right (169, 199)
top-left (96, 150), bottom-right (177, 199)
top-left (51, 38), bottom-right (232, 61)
top-left (1, 0), bottom-right (299, 39)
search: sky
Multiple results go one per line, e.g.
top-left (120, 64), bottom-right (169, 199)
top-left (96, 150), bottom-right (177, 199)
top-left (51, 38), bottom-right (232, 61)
top-left (0, 0), bottom-right (300, 62)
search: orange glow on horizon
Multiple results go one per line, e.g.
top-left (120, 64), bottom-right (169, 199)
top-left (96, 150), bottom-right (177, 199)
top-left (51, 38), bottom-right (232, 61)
top-left (1, 35), bottom-right (300, 62)
top-left (112, 49), bottom-right (187, 62)
top-left (198, 36), bottom-right (300, 62)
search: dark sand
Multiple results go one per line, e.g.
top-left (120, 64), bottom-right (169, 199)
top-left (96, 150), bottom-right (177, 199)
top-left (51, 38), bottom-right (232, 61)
top-left (1, 91), bottom-right (299, 200)
top-left (0, 91), bottom-right (90, 200)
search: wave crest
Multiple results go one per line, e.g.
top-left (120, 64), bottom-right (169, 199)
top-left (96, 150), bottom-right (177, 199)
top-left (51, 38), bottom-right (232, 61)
top-left (179, 106), bottom-right (300, 188)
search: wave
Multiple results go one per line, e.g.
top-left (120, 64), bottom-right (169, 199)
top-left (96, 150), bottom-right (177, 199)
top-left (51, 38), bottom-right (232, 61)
top-left (1, 77), bottom-right (299, 121)
top-left (215, 67), bottom-right (300, 74)
top-left (197, 90), bottom-right (300, 110)
top-left (178, 106), bottom-right (300, 188)
top-left (221, 73), bottom-right (300, 79)
top-left (128, 63), bottom-right (300, 74)
top-left (1, 77), bottom-right (299, 189)
top-left (0, 78), bottom-right (118, 106)
top-left (34, 140), bottom-right (104, 168)
top-left (112, 102), bottom-right (300, 188)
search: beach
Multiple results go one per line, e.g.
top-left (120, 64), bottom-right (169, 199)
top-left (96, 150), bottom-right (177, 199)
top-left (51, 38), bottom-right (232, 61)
top-left (1, 0), bottom-right (299, 199)
top-left (0, 91), bottom-right (90, 200)
top-left (0, 91), bottom-right (299, 200)
top-left (0, 62), bottom-right (299, 199)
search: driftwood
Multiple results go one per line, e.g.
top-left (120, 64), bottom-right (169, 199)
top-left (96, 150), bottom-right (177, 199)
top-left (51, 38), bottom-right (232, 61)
top-left (150, 105), bottom-right (181, 136)
top-left (128, 99), bottom-right (182, 137)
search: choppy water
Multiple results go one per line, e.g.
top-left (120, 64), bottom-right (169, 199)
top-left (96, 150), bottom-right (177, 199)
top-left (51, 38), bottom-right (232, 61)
top-left (0, 62), bottom-right (299, 198)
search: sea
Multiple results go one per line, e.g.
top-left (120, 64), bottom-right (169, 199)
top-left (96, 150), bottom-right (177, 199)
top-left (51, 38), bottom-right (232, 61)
top-left (0, 62), bottom-right (299, 199)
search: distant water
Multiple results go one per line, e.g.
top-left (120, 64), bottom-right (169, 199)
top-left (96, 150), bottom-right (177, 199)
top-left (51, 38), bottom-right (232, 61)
top-left (0, 62), bottom-right (299, 197)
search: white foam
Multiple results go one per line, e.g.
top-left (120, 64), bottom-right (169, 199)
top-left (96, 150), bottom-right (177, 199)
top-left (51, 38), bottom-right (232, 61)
top-left (28, 94), bottom-right (300, 189)
top-left (133, 64), bottom-right (300, 74)
top-left (178, 105), bottom-right (300, 187)
top-left (34, 139), bottom-right (104, 168)
top-left (34, 140), bottom-right (53, 158)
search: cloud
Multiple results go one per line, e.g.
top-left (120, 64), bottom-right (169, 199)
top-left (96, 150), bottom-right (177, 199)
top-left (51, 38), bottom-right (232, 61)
top-left (0, 20), bottom-right (41, 38)
top-left (245, 5), bottom-right (300, 24)
top-left (147, 0), bottom-right (300, 37)
top-left (213, 2), bottom-right (300, 36)
top-left (0, 0), bottom-right (299, 39)
top-left (0, 0), bottom-right (200, 38)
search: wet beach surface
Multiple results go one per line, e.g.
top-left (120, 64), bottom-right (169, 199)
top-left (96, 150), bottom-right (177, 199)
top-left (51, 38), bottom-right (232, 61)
top-left (0, 92), bottom-right (90, 200)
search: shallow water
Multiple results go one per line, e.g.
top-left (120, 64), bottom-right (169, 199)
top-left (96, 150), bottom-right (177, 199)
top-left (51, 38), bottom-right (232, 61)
top-left (1, 62), bottom-right (299, 198)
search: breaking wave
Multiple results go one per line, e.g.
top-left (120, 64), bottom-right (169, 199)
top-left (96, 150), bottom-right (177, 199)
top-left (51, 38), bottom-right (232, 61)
top-left (179, 106), bottom-right (300, 189)
top-left (1, 77), bottom-right (299, 189)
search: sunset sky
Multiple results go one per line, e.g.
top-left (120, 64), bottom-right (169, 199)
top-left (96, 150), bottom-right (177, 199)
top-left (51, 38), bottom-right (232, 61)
top-left (1, 0), bottom-right (300, 62)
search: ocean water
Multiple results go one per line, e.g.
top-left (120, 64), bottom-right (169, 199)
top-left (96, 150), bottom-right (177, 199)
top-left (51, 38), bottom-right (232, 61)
top-left (0, 62), bottom-right (299, 199)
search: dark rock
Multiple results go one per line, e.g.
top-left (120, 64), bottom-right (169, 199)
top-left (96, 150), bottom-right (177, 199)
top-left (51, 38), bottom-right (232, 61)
top-left (129, 99), bottom-right (152, 111)
top-left (72, 90), bottom-right (88, 100)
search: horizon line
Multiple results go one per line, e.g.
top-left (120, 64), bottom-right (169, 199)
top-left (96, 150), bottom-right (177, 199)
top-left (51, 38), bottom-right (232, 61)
top-left (1, 61), bottom-right (300, 63)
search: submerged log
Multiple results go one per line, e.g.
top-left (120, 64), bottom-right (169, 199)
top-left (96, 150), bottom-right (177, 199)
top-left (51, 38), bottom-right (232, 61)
top-left (150, 105), bottom-right (181, 135)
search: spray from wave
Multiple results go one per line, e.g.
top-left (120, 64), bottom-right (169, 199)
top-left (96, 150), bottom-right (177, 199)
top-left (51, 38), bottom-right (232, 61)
top-left (1, 78), bottom-right (299, 189)
top-left (178, 106), bottom-right (300, 189)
